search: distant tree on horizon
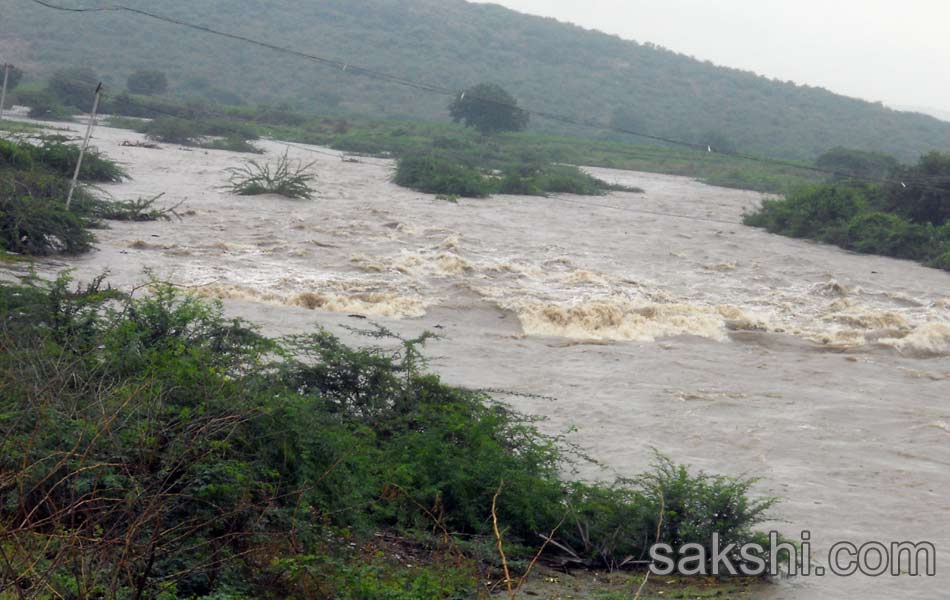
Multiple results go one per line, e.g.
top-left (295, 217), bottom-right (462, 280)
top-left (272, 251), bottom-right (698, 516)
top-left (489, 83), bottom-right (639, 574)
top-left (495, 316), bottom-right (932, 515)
top-left (449, 83), bottom-right (529, 135)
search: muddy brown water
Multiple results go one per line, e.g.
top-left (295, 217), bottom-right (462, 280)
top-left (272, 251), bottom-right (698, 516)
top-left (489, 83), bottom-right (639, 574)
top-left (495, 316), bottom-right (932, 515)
top-left (6, 115), bottom-right (950, 599)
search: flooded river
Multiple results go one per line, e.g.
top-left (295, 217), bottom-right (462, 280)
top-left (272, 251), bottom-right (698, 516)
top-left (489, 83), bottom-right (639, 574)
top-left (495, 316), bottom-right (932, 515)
top-left (8, 117), bottom-right (950, 599)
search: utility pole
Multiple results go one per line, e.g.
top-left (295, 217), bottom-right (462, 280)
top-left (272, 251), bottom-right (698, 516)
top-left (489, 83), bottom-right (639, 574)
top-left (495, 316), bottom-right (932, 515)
top-left (0, 64), bottom-right (10, 120)
top-left (67, 82), bottom-right (103, 210)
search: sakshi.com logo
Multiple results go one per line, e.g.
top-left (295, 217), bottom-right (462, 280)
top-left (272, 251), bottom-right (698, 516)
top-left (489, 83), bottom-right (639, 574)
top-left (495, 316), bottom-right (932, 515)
top-left (648, 531), bottom-right (936, 577)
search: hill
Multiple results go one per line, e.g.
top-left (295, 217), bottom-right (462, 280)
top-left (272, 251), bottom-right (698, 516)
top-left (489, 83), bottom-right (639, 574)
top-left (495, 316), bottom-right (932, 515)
top-left (4, 0), bottom-right (950, 162)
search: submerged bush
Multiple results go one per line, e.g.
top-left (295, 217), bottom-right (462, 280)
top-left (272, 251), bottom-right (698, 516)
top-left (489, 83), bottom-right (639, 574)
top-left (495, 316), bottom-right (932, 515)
top-left (394, 153), bottom-right (493, 197)
top-left (0, 186), bottom-right (93, 255)
top-left (0, 139), bottom-right (127, 256)
top-left (140, 116), bottom-right (261, 153)
top-left (226, 151), bottom-right (316, 199)
top-left (142, 116), bottom-right (200, 144)
top-left (394, 153), bottom-right (638, 198)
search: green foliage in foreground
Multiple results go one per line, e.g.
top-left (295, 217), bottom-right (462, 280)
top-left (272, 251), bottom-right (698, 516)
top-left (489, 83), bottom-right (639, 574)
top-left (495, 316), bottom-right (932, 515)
top-left (745, 152), bottom-right (950, 270)
top-left (394, 153), bottom-right (642, 198)
top-left (0, 277), bottom-right (777, 599)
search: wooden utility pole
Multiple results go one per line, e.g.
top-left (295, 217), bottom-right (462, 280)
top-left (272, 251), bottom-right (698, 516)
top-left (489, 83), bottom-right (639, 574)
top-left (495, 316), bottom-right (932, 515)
top-left (67, 82), bottom-right (103, 210)
top-left (0, 64), bottom-right (10, 120)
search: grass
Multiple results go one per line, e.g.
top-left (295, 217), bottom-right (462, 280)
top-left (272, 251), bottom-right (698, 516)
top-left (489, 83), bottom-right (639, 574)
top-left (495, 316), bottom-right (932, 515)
top-left (0, 276), bottom-right (780, 599)
top-left (226, 151), bottom-right (316, 199)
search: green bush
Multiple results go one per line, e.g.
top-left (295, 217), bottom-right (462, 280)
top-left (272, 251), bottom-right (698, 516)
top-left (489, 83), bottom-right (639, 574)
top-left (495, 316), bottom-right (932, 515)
top-left (142, 116), bottom-right (200, 144)
top-left (560, 456), bottom-right (776, 570)
top-left (0, 171), bottom-right (94, 255)
top-left (0, 139), bottom-right (127, 255)
top-left (745, 172), bottom-right (950, 270)
top-left (0, 136), bottom-right (127, 183)
top-left (140, 116), bottom-right (260, 152)
top-left (226, 152), bottom-right (316, 198)
top-left (744, 184), bottom-right (876, 239)
top-left (842, 212), bottom-right (938, 260)
top-left (394, 153), bottom-right (493, 198)
top-left (395, 154), bottom-right (638, 198)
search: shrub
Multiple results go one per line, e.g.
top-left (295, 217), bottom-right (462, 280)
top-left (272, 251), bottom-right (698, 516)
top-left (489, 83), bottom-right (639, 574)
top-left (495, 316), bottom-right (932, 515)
top-left (92, 193), bottom-right (182, 222)
top-left (139, 116), bottom-right (260, 151)
top-left (226, 151), bottom-right (316, 199)
top-left (0, 139), bottom-right (126, 256)
top-left (560, 456), bottom-right (776, 570)
top-left (745, 184), bottom-right (876, 237)
top-left (0, 170), bottom-right (94, 255)
top-left (842, 212), bottom-right (937, 260)
top-left (928, 252), bottom-right (950, 271)
top-left (0, 136), bottom-right (127, 183)
top-left (745, 176), bottom-right (950, 269)
top-left (142, 116), bottom-right (200, 144)
top-left (395, 154), bottom-right (493, 198)
top-left (396, 154), bottom-right (641, 198)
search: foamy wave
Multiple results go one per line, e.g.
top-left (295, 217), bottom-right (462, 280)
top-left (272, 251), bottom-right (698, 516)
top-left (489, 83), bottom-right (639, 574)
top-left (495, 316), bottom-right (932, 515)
top-left (812, 279), bottom-right (851, 297)
top-left (878, 323), bottom-right (950, 358)
top-left (195, 283), bottom-right (430, 318)
top-left (352, 249), bottom-right (473, 276)
top-left (509, 298), bottom-right (754, 342)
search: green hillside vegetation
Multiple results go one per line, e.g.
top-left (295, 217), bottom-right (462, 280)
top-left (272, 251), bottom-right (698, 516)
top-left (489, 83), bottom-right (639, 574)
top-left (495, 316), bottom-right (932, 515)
top-left (745, 152), bottom-right (950, 270)
top-left (4, 0), bottom-right (950, 162)
top-left (0, 275), bottom-right (778, 598)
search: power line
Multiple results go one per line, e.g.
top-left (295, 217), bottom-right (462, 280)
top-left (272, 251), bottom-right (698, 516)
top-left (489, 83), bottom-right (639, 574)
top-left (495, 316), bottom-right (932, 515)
top-left (18, 0), bottom-right (950, 192)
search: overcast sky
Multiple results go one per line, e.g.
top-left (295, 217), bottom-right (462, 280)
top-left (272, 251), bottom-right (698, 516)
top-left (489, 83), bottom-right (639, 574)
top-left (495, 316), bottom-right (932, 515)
top-left (475, 0), bottom-right (950, 116)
